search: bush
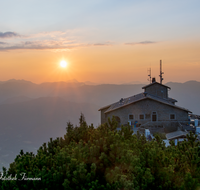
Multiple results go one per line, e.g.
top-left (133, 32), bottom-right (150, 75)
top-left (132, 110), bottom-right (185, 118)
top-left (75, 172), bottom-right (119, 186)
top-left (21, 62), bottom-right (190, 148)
top-left (0, 115), bottom-right (200, 190)
top-left (154, 132), bottom-right (167, 139)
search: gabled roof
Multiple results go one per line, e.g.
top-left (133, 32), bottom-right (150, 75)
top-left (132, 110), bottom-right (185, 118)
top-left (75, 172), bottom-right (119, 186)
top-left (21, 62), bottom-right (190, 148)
top-left (97, 104), bottom-right (111, 111)
top-left (98, 92), bottom-right (191, 113)
top-left (102, 93), bottom-right (145, 113)
top-left (142, 82), bottom-right (171, 89)
top-left (168, 97), bottom-right (178, 103)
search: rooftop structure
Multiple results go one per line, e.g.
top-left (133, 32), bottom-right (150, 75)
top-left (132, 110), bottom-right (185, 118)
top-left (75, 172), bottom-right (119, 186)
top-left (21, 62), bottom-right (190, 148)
top-left (99, 61), bottom-right (192, 133)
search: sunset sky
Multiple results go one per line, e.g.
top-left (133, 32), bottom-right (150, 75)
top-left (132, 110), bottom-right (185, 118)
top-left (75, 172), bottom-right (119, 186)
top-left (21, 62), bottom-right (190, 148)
top-left (0, 0), bottom-right (200, 84)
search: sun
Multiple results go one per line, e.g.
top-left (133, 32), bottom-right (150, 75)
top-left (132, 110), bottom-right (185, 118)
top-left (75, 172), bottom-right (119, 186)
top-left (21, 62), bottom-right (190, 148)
top-left (60, 60), bottom-right (67, 68)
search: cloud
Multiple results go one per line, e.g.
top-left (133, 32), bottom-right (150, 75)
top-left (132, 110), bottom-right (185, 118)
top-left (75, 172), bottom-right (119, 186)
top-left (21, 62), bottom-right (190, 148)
top-left (0, 39), bottom-right (113, 51)
top-left (0, 40), bottom-right (84, 51)
top-left (0, 42), bottom-right (7, 45)
top-left (124, 41), bottom-right (156, 45)
top-left (0, 30), bottom-right (82, 51)
top-left (92, 42), bottom-right (113, 46)
top-left (30, 31), bottom-right (71, 39)
top-left (0, 32), bottom-right (20, 38)
top-left (93, 43), bottom-right (107, 46)
top-left (0, 30), bottom-right (113, 51)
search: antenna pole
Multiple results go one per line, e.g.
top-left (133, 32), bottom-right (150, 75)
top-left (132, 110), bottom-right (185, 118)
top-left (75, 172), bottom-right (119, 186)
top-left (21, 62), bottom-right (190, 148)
top-left (159, 60), bottom-right (164, 84)
top-left (147, 68), bottom-right (151, 84)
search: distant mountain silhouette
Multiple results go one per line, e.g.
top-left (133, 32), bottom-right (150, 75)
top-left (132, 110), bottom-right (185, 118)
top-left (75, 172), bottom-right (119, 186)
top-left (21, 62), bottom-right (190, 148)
top-left (0, 79), bottom-right (199, 113)
top-left (83, 81), bottom-right (99, 85)
top-left (0, 79), bottom-right (199, 169)
top-left (2, 96), bottom-right (33, 104)
top-left (0, 79), bottom-right (144, 107)
top-left (120, 80), bottom-right (144, 85)
top-left (166, 80), bottom-right (200, 114)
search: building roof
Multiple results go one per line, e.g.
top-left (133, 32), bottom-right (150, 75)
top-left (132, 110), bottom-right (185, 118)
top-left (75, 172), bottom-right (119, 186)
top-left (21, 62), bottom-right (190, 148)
top-left (166, 130), bottom-right (188, 140)
top-left (98, 92), bottom-right (191, 113)
top-left (142, 82), bottom-right (171, 90)
top-left (168, 97), bottom-right (178, 103)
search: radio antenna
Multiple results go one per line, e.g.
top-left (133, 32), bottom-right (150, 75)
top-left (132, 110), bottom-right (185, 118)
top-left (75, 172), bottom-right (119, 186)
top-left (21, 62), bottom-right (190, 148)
top-left (159, 60), bottom-right (164, 84)
top-left (147, 68), bottom-right (151, 84)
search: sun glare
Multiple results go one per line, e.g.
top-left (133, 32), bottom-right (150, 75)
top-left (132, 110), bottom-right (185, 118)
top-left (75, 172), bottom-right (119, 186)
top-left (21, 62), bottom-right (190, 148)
top-left (60, 60), bottom-right (67, 68)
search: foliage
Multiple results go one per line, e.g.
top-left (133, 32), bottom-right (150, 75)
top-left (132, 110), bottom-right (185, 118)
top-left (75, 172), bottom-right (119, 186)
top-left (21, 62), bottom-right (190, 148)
top-left (154, 132), bottom-right (167, 140)
top-left (0, 115), bottom-right (200, 190)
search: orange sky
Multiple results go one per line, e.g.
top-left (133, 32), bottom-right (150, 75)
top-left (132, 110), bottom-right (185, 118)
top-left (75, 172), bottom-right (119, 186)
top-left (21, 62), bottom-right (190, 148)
top-left (1, 1), bottom-right (200, 84)
top-left (0, 40), bottom-right (200, 84)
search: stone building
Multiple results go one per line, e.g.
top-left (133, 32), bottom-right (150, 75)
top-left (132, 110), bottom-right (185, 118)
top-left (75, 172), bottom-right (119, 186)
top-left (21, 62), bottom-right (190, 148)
top-left (99, 78), bottom-right (191, 133)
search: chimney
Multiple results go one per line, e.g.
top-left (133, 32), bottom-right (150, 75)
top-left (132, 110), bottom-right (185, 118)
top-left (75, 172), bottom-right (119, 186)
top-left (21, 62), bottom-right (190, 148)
top-left (119, 98), bottom-right (124, 104)
top-left (152, 77), bottom-right (156, 83)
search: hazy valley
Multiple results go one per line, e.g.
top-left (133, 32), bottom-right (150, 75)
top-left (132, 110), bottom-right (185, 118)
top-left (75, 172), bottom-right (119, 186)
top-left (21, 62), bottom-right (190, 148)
top-left (0, 79), bottom-right (200, 169)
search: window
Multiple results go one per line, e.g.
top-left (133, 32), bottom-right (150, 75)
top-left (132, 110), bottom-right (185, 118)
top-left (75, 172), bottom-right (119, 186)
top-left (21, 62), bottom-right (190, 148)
top-left (139, 114), bottom-right (144, 120)
top-left (129, 114), bottom-right (134, 120)
top-left (145, 114), bottom-right (150, 119)
top-left (152, 112), bottom-right (157, 121)
top-left (170, 114), bottom-right (175, 120)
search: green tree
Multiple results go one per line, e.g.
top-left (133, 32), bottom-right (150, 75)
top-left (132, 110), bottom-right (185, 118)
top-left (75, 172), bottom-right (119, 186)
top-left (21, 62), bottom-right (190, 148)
top-left (1, 115), bottom-right (200, 190)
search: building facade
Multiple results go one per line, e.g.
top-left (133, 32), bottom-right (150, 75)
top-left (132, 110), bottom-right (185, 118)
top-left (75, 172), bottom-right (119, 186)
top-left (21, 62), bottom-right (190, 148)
top-left (99, 79), bottom-right (191, 132)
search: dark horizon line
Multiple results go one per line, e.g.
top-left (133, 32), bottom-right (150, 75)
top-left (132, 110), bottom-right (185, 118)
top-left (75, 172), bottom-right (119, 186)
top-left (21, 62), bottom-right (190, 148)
top-left (0, 78), bottom-right (199, 85)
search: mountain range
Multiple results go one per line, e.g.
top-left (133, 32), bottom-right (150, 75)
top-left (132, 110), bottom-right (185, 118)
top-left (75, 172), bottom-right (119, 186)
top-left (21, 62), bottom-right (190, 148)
top-left (0, 79), bottom-right (199, 169)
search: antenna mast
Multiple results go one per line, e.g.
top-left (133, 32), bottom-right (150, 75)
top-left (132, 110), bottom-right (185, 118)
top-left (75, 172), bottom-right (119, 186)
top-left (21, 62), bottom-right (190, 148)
top-left (147, 68), bottom-right (151, 84)
top-left (159, 60), bottom-right (164, 84)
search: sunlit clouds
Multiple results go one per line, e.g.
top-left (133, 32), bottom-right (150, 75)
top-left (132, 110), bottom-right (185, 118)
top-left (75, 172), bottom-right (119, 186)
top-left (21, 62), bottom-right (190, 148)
top-left (0, 0), bottom-right (200, 83)
top-left (124, 41), bottom-right (157, 45)
top-left (0, 30), bottom-right (115, 51)
top-left (0, 31), bottom-right (81, 51)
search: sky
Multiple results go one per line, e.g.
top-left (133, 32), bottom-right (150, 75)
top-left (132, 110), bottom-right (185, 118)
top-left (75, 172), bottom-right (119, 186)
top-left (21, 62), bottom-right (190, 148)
top-left (0, 0), bottom-right (200, 84)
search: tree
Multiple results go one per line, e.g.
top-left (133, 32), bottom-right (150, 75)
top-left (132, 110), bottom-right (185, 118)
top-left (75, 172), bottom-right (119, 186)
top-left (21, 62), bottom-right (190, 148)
top-left (1, 115), bottom-right (200, 190)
